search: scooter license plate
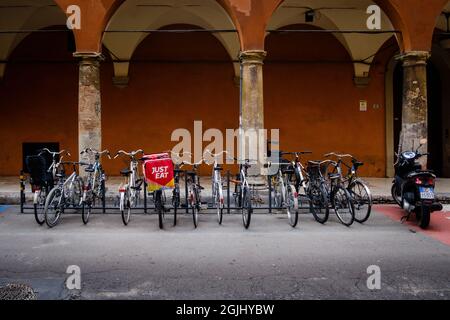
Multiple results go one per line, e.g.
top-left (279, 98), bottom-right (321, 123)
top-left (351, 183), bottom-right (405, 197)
top-left (419, 187), bottom-right (435, 200)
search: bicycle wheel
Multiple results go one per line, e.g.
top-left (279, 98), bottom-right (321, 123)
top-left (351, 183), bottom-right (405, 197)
top-left (33, 188), bottom-right (47, 226)
top-left (120, 192), bottom-right (131, 226)
top-left (242, 186), bottom-right (252, 229)
top-left (71, 177), bottom-right (83, 208)
top-left (216, 183), bottom-right (224, 225)
top-left (348, 181), bottom-right (372, 223)
top-left (309, 184), bottom-right (329, 224)
top-left (191, 188), bottom-right (199, 228)
top-left (172, 186), bottom-right (180, 226)
top-left (286, 184), bottom-right (299, 228)
top-left (156, 190), bottom-right (164, 229)
top-left (272, 178), bottom-right (283, 209)
top-left (81, 191), bottom-right (93, 225)
top-left (332, 186), bottom-right (355, 227)
top-left (44, 187), bottom-right (64, 228)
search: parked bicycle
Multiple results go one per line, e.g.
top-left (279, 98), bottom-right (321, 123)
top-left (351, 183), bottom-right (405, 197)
top-left (232, 158), bottom-right (253, 229)
top-left (80, 148), bottom-right (111, 225)
top-left (324, 153), bottom-right (373, 223)
top-left (319, 159), bottom-right (356, 226)
top-left (114, 150), bottom-right (144, 226)
top-left (306, 160), bottom-right (330, 224)
top-left (142, 152), bottom-right (175, 230)
top-left (26, 149), bottom-right (69, 225)
top-left (265, 160), bottom-right (299, 228)
top-left (179, 158), bottom-right (203, 228)
top-left (204, 150), bottom-right (226, 225)
top-left (44, 161), bottom-right (86, 228)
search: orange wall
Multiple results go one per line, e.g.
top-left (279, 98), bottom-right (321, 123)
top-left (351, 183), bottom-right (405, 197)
top-left (0, 31), bottom-right (78, 176)
top-left (0, 25), bottom-right (394, 177)
top-left (264, 26), bottom-right (391, 177)
top-left (101, 26), bottom-right (240, 176)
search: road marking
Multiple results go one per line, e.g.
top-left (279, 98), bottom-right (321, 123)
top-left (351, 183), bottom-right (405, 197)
top-left (0, 206), bottom-right (10, 213)
top-left (375, 205), bottom-right (450, 247)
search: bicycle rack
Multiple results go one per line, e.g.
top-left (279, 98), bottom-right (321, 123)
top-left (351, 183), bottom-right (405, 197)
top-left (18, 169), bottom-right (304, 214)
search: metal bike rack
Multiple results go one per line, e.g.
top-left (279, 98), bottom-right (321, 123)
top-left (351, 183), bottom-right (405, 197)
top-left (18, 168), bottom-right (294, 214)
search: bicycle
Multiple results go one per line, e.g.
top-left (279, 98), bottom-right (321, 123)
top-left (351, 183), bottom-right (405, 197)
top-left (181, 158), bottom-right (204, 228)
top-left (319, 158), bottom-right (356, 226)
top-left (324, 153), bottom-right (372, 223)
top-left (306, 160), bottom-right (330, 224)
top-left (232, 158), bottom-right (253, 229)
top-left (204, 150), bottom-right (226, 225)
top-left (172, 162), bottom-right (184, 227)
top-left (44, 161), bottom-right (85, 228)
top-left (26, 149), bottom-right (69, 225)
top-left (80, 148), bottom-right (111, 225)
top-left (265, 159), bottom-right (299, 228)
top-left (114, 150), bottom-right (144, 226)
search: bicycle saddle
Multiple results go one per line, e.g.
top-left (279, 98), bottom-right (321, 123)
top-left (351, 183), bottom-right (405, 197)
top-left (214, 166), bottom-right (223, 171)
top-left (120, 169), bottom-right (132, 176)
top-left (328, 173), bottom-right (341, 180)
top-left (352, 160), bottom-right (364, 167)
top-left (85, 166), bottom-right (95, 173)
top-left (55, 173), bottom-right (65, 178)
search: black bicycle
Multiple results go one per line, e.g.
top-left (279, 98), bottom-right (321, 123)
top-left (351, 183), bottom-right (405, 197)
top-left (80, 148), bottom-right (110, 225)
top-left (233, 159), bottom-right (253, 229)
top-left (324, 153), bottom-right (372, 223)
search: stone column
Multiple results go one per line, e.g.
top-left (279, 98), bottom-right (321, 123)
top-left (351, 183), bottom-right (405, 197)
top-left (239, 50), bottom-right (267, 177)
top-left (398, 51), bottom-right (430, 168)
top-left (77, 54), bottom-right (102, 174)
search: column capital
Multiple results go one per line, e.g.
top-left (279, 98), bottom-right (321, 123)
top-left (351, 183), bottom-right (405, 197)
top-left (396, 51), bottom-right (430, 67)
top-left (239, 50), bottom-right (267, 65)
top-left (74, 52), bottom-right (104, 64)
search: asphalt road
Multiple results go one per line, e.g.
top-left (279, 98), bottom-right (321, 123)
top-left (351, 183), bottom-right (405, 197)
top-left (0, 205), bottom-right (449, 300)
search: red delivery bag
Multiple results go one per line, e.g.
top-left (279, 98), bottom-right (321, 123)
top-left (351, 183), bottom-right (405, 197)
top-left (142, 153), bottom-right (175, 192)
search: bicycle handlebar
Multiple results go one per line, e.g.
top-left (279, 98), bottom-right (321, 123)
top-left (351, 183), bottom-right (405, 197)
top-left (281, 151), bottom-right (312, 156)
top-left (81, 148), bottom-right (111, 159)
top-left (40, 148), bottom-right (71, 158)
top-left (324, 152), bottom-right (354, 159)
top-left (114, 150), bottom-right (144, 159)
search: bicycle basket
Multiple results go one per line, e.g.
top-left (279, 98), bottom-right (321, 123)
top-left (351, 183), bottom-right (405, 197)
top-left (142, 153), bottom-right (175, 192)
top-left (25, 155), bottom-right (53, 187)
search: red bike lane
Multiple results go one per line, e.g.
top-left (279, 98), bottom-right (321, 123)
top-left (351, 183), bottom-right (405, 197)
top-left (375, 205), bottom-right (450, 247)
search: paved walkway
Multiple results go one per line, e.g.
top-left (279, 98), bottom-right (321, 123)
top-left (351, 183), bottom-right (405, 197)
top-left (1, 176), bottom-right (449, 205)
top-left (0, 205), bottom-right (449, 299)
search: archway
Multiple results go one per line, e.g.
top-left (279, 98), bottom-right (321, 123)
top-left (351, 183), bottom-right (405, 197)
top-left (101, 24), bottom-right (239, 175)
top-left (0, 26), bottom-right (78, 175)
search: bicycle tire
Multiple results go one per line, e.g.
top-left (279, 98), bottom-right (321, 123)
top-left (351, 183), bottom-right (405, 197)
top-left (333, 186), bottom-right (355, 227)
top-left (81, 194), bottom-right (93, 225)
top-left (156, 190), bottom-right (164, 229)
top-left (242, 186), bottom-right (252, 229)
top-left (121, 192), bottom-right (131, 226)
top-left (33, 188), bottom-right (46, 226)
top-left (44, 187), bottom-right (64, 228)
top-left (71, 177), bottom-right (83, 208)
top-left (216, 183), bottom-right (224, 225)
top-left (309, 183), bottom-right (329, 224)
top-left (172, 187), bottom-right (180, 226)
top-left (348, 180), bottom-right (372, 223)
top-left (192, 188), bottom-right (199, 228)
top-left (286, 184), bottom-right (299, 228)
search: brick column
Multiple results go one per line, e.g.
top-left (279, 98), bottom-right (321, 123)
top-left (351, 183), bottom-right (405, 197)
top-left (77, 55), bottom-right (102, 174)
top-left (398, 51), bottom-right (430, 168)
top-left (239, 50), bottom-right (267, 177)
